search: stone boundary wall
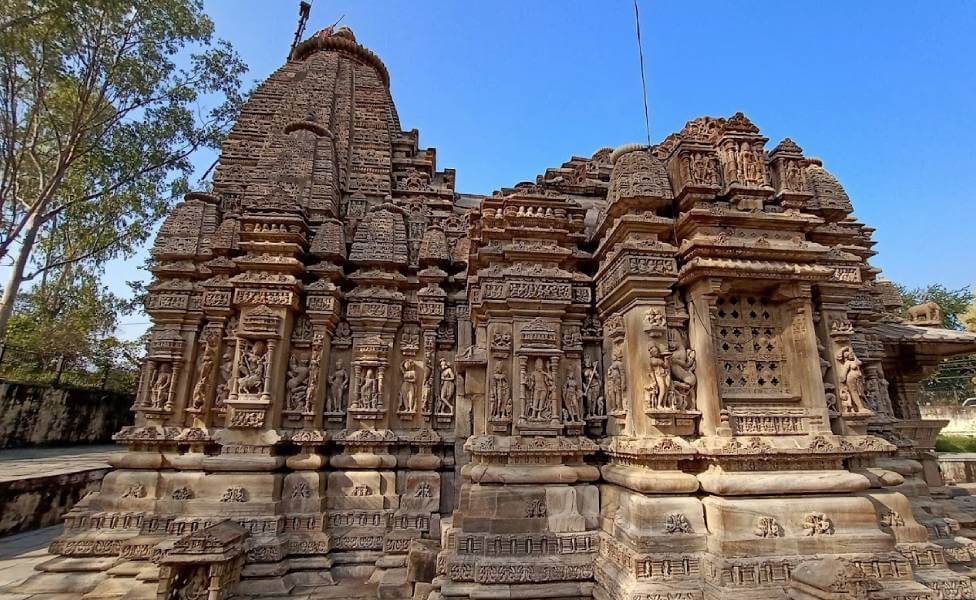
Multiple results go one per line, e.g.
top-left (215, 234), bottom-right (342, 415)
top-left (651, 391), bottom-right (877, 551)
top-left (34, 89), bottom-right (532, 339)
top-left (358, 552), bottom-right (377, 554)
top-left (938, 453), bottom-right (976, 484)
top-left (920, 404), bottom-right (976, 437)
top-left (0, 466), bottom-right (110, 536)
top-left (0, 381), bottom-right (133, 449)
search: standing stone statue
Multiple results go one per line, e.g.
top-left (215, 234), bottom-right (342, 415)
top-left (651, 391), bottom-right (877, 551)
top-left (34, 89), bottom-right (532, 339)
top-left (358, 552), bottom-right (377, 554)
top-left (646, 345), bottom-right (671, 409)
top-left (837, 346), bottom-right (866, 413)
top-left (525, 359), bottom-right (552, 420)
top-left (327, 360), bottom-right (348, 413)
top-left (583, 356), bottom-right (604, 418)
top-left (150, 364), bottom-right (173, 409)
top-left (436, 360), bottom-right (456, 416)
top-left (359, 368), bottom-right (378, 410)
top-left (304, 342), bottom-right (322, 413)
top-left (489, 363), bottom-right (511, 420)
top-left (606, 348), bottom-right (626, 416)
top-left (562, 373), bottom-right (583, 423)
top-left (399, 360), bottom-right (418, 413)
top-left (191, 333), bottom-right (217, 409)
top-left (214, 345), bottom-right (233, 409)
top-left (421, 360), bottom-right (434, 414)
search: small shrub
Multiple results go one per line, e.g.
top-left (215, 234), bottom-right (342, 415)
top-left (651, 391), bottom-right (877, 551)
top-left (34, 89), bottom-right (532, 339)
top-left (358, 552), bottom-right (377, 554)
top-left (936, 435), bottom-right (976, 453)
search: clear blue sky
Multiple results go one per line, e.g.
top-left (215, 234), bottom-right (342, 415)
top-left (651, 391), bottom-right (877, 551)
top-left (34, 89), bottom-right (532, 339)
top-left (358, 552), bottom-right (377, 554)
top-left (107, 1), bottom-right (976, 338)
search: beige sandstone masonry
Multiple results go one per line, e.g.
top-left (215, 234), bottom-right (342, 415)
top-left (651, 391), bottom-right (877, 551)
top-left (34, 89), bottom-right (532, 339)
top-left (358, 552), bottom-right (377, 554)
top-left (14, 26), bottom-right (976, 600)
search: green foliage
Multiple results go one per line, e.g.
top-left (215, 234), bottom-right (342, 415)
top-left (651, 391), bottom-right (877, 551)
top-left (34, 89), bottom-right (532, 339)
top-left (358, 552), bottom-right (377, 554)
top-left (0, 0), bottom-right (248, 337)
top-left (895, 283), bottom-right (976, 404)
top-left (935, 434), bottom-right (976, 453)
top-left (1, 270), bottom-right (142, 390)
top-left (895, 283), bottom-right (974, 330)
top-left (961, 298), bottom-right (976, 333)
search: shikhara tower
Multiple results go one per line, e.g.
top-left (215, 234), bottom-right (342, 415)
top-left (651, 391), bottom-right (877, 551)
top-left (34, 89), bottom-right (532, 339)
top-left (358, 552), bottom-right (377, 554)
top-left (15, 26), bottom-right (976, 600)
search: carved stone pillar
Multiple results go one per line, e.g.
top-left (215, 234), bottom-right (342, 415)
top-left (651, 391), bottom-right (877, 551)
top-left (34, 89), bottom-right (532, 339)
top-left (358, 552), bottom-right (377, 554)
top-left (687, 279), bottom-right (724, 436)
top-left (778, 284), bottom-right (831, 434)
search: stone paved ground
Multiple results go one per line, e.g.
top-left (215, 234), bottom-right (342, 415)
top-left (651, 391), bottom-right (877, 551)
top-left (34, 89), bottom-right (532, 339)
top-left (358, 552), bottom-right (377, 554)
top-left (0, 525), bottom-right (61, 597)
top-left (0, 445), bottom-right (120, 597)
top-left (0, 445), bottom-right (118, 483)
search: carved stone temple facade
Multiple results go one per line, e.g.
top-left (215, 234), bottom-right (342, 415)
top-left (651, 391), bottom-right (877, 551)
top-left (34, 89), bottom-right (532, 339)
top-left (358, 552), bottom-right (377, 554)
top-left (16, 27), bottom-right (976, 600)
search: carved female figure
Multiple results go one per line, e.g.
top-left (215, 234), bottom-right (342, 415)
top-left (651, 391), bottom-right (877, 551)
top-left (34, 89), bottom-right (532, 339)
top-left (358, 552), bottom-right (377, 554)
top-left (583, 356), bottom-right (604, 418)
top-left (606, 347), bottom-right (626, 416)
top-left (359, 368), bottom-right (378, 410)
top-left (421, 360), bottom-right (434, 414)
top-left (646, 345), bottom-right (671, 409)
top-left (327, 360), bottom-right (348, 413)
top-left (489, 363), bottom-right (511, 420)
top-left (562, 373), bottom-right (583, 423)
top-left (437, 360), bottom-right (455, 416)
top-left (784, 160), bottom-right (804, 191)
top-left (399, 360), bottom-right (418, 413)
top-left (722, 143), bottom-right (739, 185)
top-left (837, 346), bottom-right (866, 413)
top-left (743, 141), bottom-right (764, 185)
top-left (304, 340), bottom-right (322, 413)
top-left (190, 333), bottom-right (217, 409)
top-left (214, 345), bottom-right (233, 409)
top-left (150, 364), bottom-right (173, 409)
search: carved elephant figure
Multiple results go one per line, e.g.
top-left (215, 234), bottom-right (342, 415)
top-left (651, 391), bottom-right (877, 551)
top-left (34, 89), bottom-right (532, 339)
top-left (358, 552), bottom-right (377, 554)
top-left (907, 301), bottom-right (941, 324)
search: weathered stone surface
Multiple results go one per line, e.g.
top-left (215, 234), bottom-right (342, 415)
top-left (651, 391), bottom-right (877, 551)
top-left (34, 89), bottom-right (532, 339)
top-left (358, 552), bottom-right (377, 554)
top-left (14, 25), bottom-right (976, 600)
top-left (0, 446), bottom-right (114, 536)
top-left (0, 382), bottom-right (132, 449)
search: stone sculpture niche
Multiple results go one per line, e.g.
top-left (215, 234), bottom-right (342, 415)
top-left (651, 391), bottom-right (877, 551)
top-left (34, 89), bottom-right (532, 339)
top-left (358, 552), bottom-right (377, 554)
top-left (349, 335), bottom-right (389, 419)
top-left (136, 329), bottom-right (185, 416)
top-left (515, 318), bottom-right (562, 435)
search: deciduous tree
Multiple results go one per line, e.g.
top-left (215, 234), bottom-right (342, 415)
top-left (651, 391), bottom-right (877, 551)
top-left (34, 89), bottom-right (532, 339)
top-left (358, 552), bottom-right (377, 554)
top-left (0, 0), bottom-right (246, 338)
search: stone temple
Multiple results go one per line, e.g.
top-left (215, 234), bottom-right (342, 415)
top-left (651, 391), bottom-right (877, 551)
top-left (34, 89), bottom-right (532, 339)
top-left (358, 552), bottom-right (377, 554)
top-left (14, 26), bottom-right (976, 600)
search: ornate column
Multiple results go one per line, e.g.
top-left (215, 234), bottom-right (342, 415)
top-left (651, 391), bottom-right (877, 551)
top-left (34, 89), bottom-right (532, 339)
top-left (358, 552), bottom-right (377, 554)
top-left (687, 278), bottom-right (724, 436)
top-left (777, 283), bottom-right (831, 434)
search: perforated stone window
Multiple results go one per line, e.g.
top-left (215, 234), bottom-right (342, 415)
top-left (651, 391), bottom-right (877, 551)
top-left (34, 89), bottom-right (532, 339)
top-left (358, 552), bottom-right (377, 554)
top-left (714, 295), bottom-right (790, 398)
